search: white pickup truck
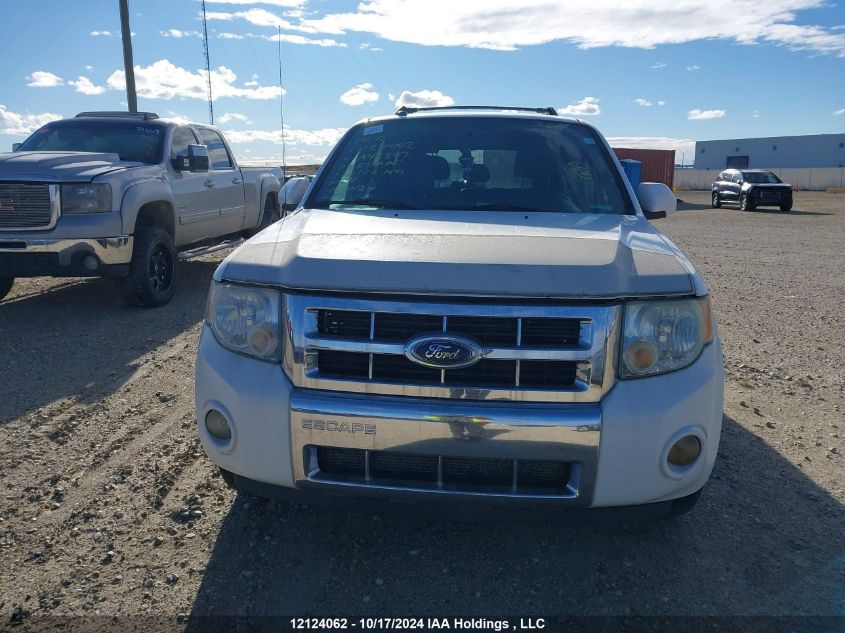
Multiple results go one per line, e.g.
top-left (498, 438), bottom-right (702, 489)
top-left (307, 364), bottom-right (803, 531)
top-left (196, 106), bottom-right (724, 519)
top-left (0, 112), bottom-right (281, 306)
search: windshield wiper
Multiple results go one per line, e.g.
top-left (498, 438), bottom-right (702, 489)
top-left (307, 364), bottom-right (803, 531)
top-left (433, 202), bottom-right (557, 213)
top-left (322, 198), bottom-right (418, 210)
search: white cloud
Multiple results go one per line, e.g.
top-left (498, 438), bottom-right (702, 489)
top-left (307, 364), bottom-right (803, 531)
top-left (160, 29), bottom-right (203, 38)
top-left (265, 32), bottom-right (346, 47)
top-left (657, 100), bottom-right (665, 106)
top-left (286, 1), bottom-right (845, 57)
top-left (559, 96), bottom-right (600, 116)
top-left (205, 0), bottom-right (305, 5)
top-left (244, 74), bottom-right (260, 86)
top-left (218, 32), bottom-right (246, 39)
top-left (224, 126), bottom-right (347, 147)
top-left (651, 62), bottom-right (667, 69)
top-left (69, 76), bottom-right (106, 95)
top-left (834, 108), bottom-right (845, 115)
top-left (607, 136), bottom-right (695, 165)
top-left (0, 104), bottom-right (62, 136)
top-left (105, 59), bottom-right (283, 101)
top-left (632, 98), bottom-right (652, 107)
top-left (26, 71), bottom-right (63, 87)
top-left (752, 110), bottom-right (761, 118)
top-left (688, 108), bottom-right (726, 120)
top-left (218, 112), bottom-right (253, 124)
top-left (206, 8), bottom-right (293, 28)
top-left (340, 83), bottom-right (380, 106)
top-left (395, 89), bottom-right (455, 108)
top-left (85, 65), bottom-right (94, 72)
top-left (388, 92), bottom-right (396, 102)
top-left (90, 30), bottom-right (112, 37)
top-left (686, 64), bottom-right (701, 71)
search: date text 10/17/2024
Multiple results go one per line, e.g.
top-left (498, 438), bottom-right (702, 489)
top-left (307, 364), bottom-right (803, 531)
top-left (290, 618), bottom-right (547, 631)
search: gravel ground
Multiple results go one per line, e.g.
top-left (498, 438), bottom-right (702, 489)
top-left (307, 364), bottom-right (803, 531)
top-left (0, 191), bottom-right (842, 628)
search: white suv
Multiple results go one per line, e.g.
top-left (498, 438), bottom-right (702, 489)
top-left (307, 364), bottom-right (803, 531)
top-left (195, 105), bottom-right (723, 519)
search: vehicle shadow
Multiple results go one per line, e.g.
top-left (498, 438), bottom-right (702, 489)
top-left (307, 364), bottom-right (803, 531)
top-left (188, 415), bottom-right (844, 620)
top-left (0, 260), bottom-right (217, 423)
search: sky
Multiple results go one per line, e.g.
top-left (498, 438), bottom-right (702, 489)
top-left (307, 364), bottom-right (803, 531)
top-left (0, 0), bottom-right (844, 166)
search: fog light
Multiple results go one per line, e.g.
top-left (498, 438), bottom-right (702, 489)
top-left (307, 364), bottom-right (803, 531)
top-left (667, 435), bottom-right (701, 467)
top-left (205, 409), bottom-right (231, 441)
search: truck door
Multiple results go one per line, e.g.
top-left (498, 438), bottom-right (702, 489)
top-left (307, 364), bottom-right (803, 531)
top-left (168, 126), bottom-right (213, 246)
top-left (196, 127), bottom-right (246, 235)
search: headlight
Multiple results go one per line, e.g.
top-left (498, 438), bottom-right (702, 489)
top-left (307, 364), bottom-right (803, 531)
top-left (60, 183), bottom-right (112, 214)
top-left (206, 282), bottom-right (282, 362)
top-left (620, 297), bottom-right (713, 378)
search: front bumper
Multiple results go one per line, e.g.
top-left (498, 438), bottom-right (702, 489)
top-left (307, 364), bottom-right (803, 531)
top-left (195, 326), bottom-right (724, 510)
top-left (0, 236), bottom-right (133, 277)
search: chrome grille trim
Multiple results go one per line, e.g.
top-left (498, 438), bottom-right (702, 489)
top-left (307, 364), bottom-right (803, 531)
top-left (284, 294), bottom-right (620, 403)
top-left (0, 183), bottom-right (60, 231)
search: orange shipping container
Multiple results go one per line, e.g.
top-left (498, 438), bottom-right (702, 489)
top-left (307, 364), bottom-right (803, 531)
top-left (612, 148), bottom-right (675, 189)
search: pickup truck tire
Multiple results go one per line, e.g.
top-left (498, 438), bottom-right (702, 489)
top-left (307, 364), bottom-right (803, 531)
top-left (711, 191), bottom-right (721, 208)
top-left (120, 227), bottom-right (179, 308)
top-left (0, 276), bottom-right (14, 302)
top-left (780, 201), bottom-right (793, 212)
top-left (249, 195), bottom-right (281, 237)
top-left (739, 193), bottom-right (754, 212)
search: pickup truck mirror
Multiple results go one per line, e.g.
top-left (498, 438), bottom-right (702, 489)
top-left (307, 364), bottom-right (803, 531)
top-left (279, 176), bottom-right (311, 212)
top-left (637, 182), bottom-right (677, 220)
top-left (11, 143), bottom-right (21, 152)
top-left (186, 144), bottom-right (209, 172)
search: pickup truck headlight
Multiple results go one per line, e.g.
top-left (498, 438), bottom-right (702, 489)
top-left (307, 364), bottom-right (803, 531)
top-left (206, 282), bottom-right (282, 362)
top-left (60, 183), bottom-right (112, 214)
top-left (620, 297), bottom-right (713, 378)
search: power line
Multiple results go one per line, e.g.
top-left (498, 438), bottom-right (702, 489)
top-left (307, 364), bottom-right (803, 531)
top-left (201, 0), bottom-right (214, 125)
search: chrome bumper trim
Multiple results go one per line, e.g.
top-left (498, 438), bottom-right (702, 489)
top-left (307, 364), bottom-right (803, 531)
top-left (0, 236), bottom-right (134, 265)
top-left (290, 389), bottom-right (600, 506)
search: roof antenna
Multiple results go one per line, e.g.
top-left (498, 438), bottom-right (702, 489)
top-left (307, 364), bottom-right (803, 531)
top-left (201, 0), bottom-right (214, 125)
top-left (278, 25), bottom-right (287, 177)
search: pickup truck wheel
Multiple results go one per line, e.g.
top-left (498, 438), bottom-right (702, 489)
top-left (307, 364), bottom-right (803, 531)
top-left (251, 196), bottom-right (281, 236)
top-left (121, 227), bottom-right (179, 307)
top-left (711, 191), bottom-right (721, 208)
top-left (739, 193), bottom-right (754, 212)
top-left (780, 201), bottom-right (793, 212)
top-left (0, 276), bottom-right (14, 302)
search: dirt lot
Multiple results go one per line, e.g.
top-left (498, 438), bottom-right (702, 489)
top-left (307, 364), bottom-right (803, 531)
top-left (1, 191), bottom-right (843, 628)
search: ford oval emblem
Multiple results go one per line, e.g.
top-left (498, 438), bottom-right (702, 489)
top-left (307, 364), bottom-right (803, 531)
top-left (404, 334), bottom-right (483, 370)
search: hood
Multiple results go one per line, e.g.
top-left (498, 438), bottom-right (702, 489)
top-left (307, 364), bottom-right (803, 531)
top-left (218, 209), bottom-right (698, 299)
top-left (0, 151), bottom-right (144, 182)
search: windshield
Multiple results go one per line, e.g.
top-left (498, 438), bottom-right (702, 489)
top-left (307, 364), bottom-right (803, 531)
top-left (310, 117), bottom-right (634, 214)
top-left (744, 171), bottom-right (782, 184)
top-left (18, 120), bottom-right (165, 164)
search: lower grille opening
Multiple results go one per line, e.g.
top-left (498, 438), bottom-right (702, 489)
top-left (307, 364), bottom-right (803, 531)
top-left (310, 446), bottom-right (575, 497)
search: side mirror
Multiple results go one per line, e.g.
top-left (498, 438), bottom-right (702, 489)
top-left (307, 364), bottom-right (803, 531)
top-left (186, 144), bottom-right (209, 172)
top-left (279, 176), bottom-right (311, 212)
top-left (11, 143), bottom-right (21, 152)
top-left (637, 182), bottom-right (676, 220)
top-left (174, 144), bottom-right (210, 172)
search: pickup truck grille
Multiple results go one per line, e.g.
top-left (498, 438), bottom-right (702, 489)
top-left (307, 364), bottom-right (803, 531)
top-left (284, 294), bottom-right (619, 403)
top-left (306, 446), bottom-right (577, 497)
top-left (0, 183), bottom-right (57, 230)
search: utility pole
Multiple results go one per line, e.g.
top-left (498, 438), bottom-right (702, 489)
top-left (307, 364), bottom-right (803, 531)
top-left (119, 0), bottom-right (137, 112)
top-left (201, 0), bottom-right (214, 124)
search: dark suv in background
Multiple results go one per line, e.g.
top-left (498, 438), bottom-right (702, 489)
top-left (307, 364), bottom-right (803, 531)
top-left (711, 169), bottom-right (793, 212)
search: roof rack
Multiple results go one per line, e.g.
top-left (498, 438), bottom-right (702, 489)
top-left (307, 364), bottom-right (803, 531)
top-left (75, 111), bottom-right (160, 120)
top-left (395, 105), bottom-right (558, 117)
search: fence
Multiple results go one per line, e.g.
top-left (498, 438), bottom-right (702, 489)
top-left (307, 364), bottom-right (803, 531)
top-left (674, 167), bottom-right (845, 191)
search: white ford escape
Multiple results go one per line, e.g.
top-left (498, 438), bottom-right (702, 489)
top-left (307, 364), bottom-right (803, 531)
top-left (195, 106), bottom-right (723, 519)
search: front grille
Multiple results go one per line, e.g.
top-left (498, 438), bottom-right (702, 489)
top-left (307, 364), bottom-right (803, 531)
top-left (318, 350), bottom-right (579, 390)
top-left (0, 183), bottom-right (54, 229)
top-left (290, 295), bottom-right (617, 403)
top-left (310, 446), bottom-right (575, 496)
top-left (318, 310), bottom-right (581, 347)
